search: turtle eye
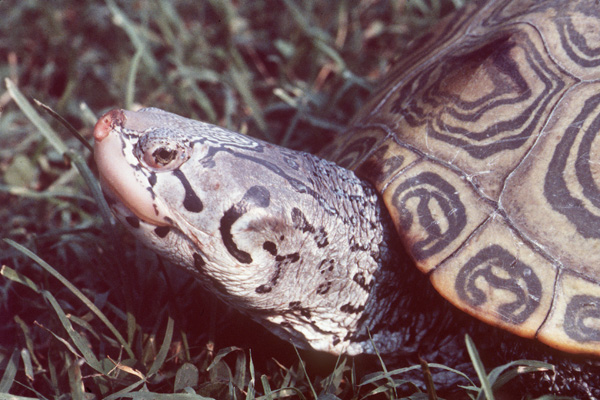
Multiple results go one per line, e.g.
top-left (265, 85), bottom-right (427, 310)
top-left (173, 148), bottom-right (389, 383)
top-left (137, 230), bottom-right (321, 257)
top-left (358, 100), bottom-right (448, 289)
top-left (153, 147), bottom-right (178, 166)
top-left (137, 140), bottom-right (191, 171)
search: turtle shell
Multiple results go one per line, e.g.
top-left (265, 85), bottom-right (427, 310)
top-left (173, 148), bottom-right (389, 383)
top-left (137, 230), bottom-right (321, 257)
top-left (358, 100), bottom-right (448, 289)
top-left (322, 0), bottom-right (600, 355)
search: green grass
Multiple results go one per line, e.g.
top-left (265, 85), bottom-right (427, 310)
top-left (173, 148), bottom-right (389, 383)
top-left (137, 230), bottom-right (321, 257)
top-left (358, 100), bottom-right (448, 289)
top-left (0, 0), bottom-right (556, 398)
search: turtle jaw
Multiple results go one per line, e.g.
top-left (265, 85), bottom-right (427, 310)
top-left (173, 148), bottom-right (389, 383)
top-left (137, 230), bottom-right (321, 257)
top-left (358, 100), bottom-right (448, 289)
top-left (93, 109), bottom-right (170, 227)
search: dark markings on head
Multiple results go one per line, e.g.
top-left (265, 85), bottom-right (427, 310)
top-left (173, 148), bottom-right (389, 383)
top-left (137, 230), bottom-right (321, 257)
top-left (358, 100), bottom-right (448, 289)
top-left (316, 281), bottom-right (331, 295)
top-left (292, 208), bottom-right (329, 247)
top-left (193, 253), bottom-right (206, 270)
top-left (349, 235), bottom-right (370, 252)
top-left (173, 169), bottom-right (203, 212)
top-left (292, 208), bottom-right (315, 233)
top-left (340, 303), bottom-right (365, 314)
top-left (269, 252), bottom-right (299, 287)
top-left (125, 216), bottom-right (140, 228)
top-left (275, 252), bottom-right (300, 263)
top-left (148, 172), bottom-right (157, 187)
top-left (220, 186), bottom-right (271, 264)
top-left (219, 151), bottom-right (336, 218)
top-left (353, 273), bottom-right (371, 292)
top-left (315, 227), bottom-right (329, 248)
top-left (154, 226), bottom-right (171, 238)
top-left (270, 266), bottom-right (282, 286)
top-left (288, 301), bottom-right (311, 318)
top-left (255, 284), bottom-right (272, 294)
top-left (317, 259), bottom-right (335, 274)
top-left (263, 241), bottom-right (277, 256)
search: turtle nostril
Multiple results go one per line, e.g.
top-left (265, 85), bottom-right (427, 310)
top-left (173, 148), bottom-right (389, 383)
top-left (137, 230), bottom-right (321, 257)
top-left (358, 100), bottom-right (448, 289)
top-left (93, 109), bottom-right (126, 142)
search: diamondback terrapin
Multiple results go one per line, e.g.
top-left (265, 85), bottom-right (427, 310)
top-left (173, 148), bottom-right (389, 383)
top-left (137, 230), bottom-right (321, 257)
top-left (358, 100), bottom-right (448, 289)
top-left (93, 0), bottom-right (600, 396)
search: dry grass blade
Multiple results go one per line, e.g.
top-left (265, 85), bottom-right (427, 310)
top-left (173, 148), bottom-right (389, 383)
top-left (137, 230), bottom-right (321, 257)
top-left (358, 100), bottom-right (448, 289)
top-left (20, 350), bottom-right (34, 383)
top-left (419, 357), bottom-right (437, 400)
top-left (227, 65), bottom-right (268, 134)
top-left (33, 99), bottom-right (94, 154)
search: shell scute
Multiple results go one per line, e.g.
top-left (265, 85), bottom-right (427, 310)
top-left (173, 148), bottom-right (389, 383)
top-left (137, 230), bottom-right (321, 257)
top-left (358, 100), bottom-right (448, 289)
top-left (430, 213), bottom-right (557, 340)
top-left (382, 160), bottom-right (492, 272)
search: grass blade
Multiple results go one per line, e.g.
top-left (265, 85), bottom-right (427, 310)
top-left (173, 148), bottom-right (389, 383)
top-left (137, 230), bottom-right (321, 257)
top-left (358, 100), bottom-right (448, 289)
top-left (20, 349), bottom-right (34, 382)
top-left (0, 349), bottom-right (20, 393)
top-left (125, 47), bottom-right (145, 110)
top-left (5, 78), bottom-right (67, 154)
top-left (4, 239), bottom-right (134, 358)
top-left (246, 350), bottom-right (256, 400)
top-left (465, 335), bottom-right (494, 400)
top-left (104, 0), bottom-right (159, 74)
top-left (41, 290), bottom-right (104, 373)
top-left (488, 359), bottom-right (553, 391)
top-left (207, 346), bottom-right (242, 371)
top-left (147, 316), bottom-right (174, 377)
top-left (1, 265), bottom-right (40, 293)
top-left (0, 184), bottom-right (94, 203)
top-left (292, 346), bottom-right (317, 400)
top-left (33, 99), bottom-right (94, 153)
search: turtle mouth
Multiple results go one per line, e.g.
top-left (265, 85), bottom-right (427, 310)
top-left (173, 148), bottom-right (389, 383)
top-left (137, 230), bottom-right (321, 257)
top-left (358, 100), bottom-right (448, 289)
top-left (94, 109), bottom-right (170, 227)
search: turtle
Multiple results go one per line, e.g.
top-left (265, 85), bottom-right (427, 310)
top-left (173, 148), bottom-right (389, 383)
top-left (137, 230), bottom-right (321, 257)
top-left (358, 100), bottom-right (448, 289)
top-left (93, 0), bottom-right (600, 396)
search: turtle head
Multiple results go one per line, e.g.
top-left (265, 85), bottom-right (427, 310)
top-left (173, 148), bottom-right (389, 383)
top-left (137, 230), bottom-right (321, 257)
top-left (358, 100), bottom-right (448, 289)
top-left (94, 107), bottom-right (390, 354)
top-left (94, 108), bottom-right (300, 302)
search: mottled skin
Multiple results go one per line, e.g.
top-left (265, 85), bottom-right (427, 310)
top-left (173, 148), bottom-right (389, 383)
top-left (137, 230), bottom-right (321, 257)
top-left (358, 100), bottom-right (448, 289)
top-left (94, 108), bottom-right (397, 355)
top-left (93, 0), bottom-right (600, 397)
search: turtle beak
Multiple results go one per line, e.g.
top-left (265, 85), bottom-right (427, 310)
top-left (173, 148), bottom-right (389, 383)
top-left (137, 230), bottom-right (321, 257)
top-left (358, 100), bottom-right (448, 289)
top-left (93, 109), bottom-right (170, 227)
